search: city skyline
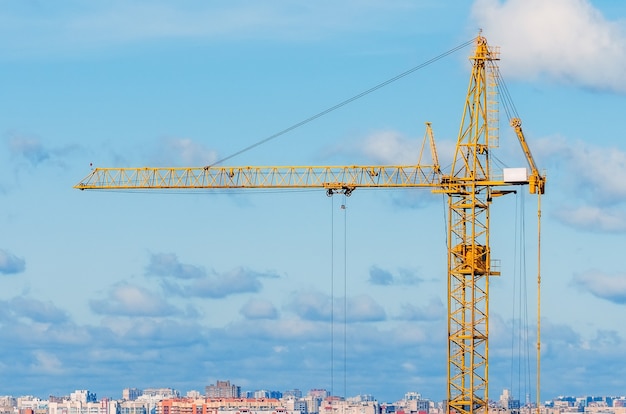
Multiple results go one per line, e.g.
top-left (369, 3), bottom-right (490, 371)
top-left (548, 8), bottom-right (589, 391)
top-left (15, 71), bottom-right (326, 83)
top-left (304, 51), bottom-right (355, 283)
top-left (4, 384), bottom-right (626, 406)
top-left (1, 0), bottom-right (626, 403)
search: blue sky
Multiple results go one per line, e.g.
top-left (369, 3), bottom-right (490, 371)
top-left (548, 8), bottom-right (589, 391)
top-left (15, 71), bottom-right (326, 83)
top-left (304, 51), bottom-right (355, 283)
top-left (1, 0), bottom-right (626, 403)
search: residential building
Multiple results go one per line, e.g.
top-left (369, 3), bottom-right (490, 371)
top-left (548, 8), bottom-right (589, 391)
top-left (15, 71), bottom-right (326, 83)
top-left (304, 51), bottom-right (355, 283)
top-left (156, 398), bottom-right (297, 414)
top-left (123, 389), bottom-right (143, 401)
top-left (205, 382), bottom-right (240, 399)
top-left (119, 400), bottom-right (149, 414)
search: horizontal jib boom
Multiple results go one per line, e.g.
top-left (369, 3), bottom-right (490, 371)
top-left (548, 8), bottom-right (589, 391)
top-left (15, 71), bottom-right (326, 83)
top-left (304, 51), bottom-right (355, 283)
top-left (74, 165), bottom-right (444, 190)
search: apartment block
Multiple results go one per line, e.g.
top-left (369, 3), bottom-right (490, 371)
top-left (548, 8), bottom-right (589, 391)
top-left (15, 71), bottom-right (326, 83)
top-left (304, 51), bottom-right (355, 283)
top-left (122, 389), bottom-right (143, 402)
top-left (48, 399), bottom-right (118, 414)
top-left (157, 398), bottom-right (296, 414)
top-left (204, 382), bottom-right (240, 399)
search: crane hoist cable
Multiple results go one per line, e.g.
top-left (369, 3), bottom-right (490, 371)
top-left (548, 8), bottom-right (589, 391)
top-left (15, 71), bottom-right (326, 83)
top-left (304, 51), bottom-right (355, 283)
top-left (342, 193), bottom-right (348, 399)
top-left (208, 37), bottom-right (477, 167)
top-left (494, 66), bottom-right (544, 410)
top-left (508, 191), bottom-right (533, 406)
top-left (329, 193), bottom-right (350, 398)
top-left (74, 34), bottom-right (546, 412)
top-left (330, 195), bottom-right (335, 396)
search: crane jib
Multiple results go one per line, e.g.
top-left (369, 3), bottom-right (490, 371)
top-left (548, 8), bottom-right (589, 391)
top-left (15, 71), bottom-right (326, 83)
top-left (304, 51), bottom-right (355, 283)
top-left (74, 34), bottom-right (545, 414)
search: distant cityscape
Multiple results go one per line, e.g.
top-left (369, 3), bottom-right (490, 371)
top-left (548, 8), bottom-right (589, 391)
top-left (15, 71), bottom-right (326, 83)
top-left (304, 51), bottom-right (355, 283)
top-left (2, 381), bottom-right (626, 414)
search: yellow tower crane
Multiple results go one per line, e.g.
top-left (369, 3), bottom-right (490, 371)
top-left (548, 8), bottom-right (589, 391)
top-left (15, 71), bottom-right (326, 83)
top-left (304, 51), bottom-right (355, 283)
top-left (75, 35), bottom-right (546, 414)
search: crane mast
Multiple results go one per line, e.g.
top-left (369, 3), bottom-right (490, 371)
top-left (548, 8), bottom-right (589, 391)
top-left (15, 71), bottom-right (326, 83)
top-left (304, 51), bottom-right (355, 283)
top-left (75, 35), bottom-right (545, 413)
top-left (443, 35), bottom-right (497, 414)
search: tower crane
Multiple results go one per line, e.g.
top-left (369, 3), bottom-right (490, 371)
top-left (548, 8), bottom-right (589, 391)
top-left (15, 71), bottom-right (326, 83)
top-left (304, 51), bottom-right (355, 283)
top-left (75, 35), bottom-right (546, 414)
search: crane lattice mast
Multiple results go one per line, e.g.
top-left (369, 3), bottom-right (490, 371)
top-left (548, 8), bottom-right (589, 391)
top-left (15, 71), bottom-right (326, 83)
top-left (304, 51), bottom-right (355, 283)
top-left (443, 34), bottom-right (497, 414)
top-left (75, 35), bottom-right (545, 414)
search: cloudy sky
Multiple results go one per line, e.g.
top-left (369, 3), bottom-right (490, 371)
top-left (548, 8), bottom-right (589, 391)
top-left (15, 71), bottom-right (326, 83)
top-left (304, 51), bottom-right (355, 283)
top-left (1, 0), bottom-right (626, 404)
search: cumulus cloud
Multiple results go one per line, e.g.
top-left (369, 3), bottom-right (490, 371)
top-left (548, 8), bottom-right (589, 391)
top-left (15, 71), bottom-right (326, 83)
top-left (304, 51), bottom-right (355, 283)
top-left (287, 290), bottom-right (386, 322)
top-left (352, 130), bottom-right (451, 209)
top-left (2, 289), bottom-right (623, 401)
top-left (360, 130), bottom-right (421, 164)
top-left (368, 265), bottom-right (422, 286)
top-left (0, 304), bottom-right (216, 396)
top-left (570, 143), bottom-right (626, 204)
top-left (90, 283), bottom-right (181, 316)
top-left (221, 317), bottom-right (327, 342)
top-left (101, 317), bottom-right (204, 345)
top-left (369, 266), bottom-right (394, 285)
top-left (559, 206), bottom-right (626, 233)
top-left (286, 290), bottom-right (331, 321)
top-left (593, 329), bottom-right (622, 347)
top-left (167, 266), bottom-right (279, 298)
top-left (31, 351), bottom-right (64, 374)
top-left (535, 135), bottom-right (626, 231)
top-left (346, 294), bottom-right (387, 322)
top-left (240, 298), bottom-right (278, 320)
top-left (0, 2), bottom-right (424, 59)
top-left (145, 253), bottom-right (279, 298)
top-left (538, 320), bottom-right (583, 356)
top-left (145, 252), bottom-right (206, 279)
top-left (9, 297), bottom-right (69, 323)
top-left (396, 297), bottom-right (445, 321)
top-left (151, 138), bottom-right (218, 167)
top-left (5, 133), bottom-right (78, 168)
top-left (0, 249), bottom-right (25, 274)
top-left (7, 135), bottom-right (50, 165)
top-left (471, 0), bottom-right (626, 93)
top-left (572, 270), bottom-right (626, 304)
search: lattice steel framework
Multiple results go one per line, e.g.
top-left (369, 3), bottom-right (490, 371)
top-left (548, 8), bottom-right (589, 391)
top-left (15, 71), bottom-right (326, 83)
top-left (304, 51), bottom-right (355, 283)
top-left (444, 35), bottom-right (499, 414)
top-left (75, 36), bottom-right (545, 414)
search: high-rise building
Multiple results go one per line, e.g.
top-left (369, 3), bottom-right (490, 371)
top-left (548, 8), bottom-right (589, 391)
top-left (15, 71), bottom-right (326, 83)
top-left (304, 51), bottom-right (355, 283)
top-left (48, 399), bottom-right (118, 414)
top-left (307, 390), bottom-right (328, 399)
top-left (70, 390), bottom-right (97, 403)
top-left (283, 390), bottom-right (303, 399)
top-left (143, 389), bottom-right (179, 398)
top-left (303, 395), bottom-right (323, 414)
top-left (205, 381), bottom-right (241, 399)
top-left (119, 400), bottom-right (148, 414)
top-left (123, 389), bottom-right (143, 401)
top-left (255, 391), bottom-right (270, 399)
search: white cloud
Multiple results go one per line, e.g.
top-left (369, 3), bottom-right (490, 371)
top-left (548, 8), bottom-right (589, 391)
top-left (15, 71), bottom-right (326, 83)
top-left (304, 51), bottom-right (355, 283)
top-left (145, 254), bottom-right (280, 298)
top-left (391, 323), bottom-right (430, 345)
top-left (361, 130), bottom-right (421, 164)
top-left (2, 287), bottom-right (626, 401)
top-left (472, 0), bottom-right (626, 93)
top-left (573, 269), bottom-right (626, 304)
top-left (0, 249), bottom-right (25, 274)
top-left (286, 290), bottom-right (332, 321)
top-left (152, 138), bottom-right (218, 167)
top-left (145, 252), bottom-right (206, 279)
top-left (31, 351), bottom-right (63, 374)
top-left (346, 295), bottom-right (387, 322)
top-left (286, 290), bottom-right (386, 322)
top-left (90, 283), bottom-right (181, 316)
top-left (535, 135), bottom-right (626, 231)
top-left (354, 129), bottom-right (456, 178)
top-left (369, 265), bottom-right (394, 285)
top-left (218, 318), bottom-right (326, 341)
top-left (0, 1), bottom-right (422, 59)
top-left (5, 132), bottom-right (80, 171)
top-left (368, 265), bottom-right (423, 286)
top-left (9, 297), bottom-right (69, 323)
top-left (559, 205), bottom-right (626, 233)
top-left (7, 135), bottom-right (50, 165)
top-left (168, 266), bottom-right (279, 298)
top-left (571, 143), bottom-right (626, 203)
top-left (396, 297), bottom-right (445, 321)
top-left (240, 298), bottom-right (279, 320)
